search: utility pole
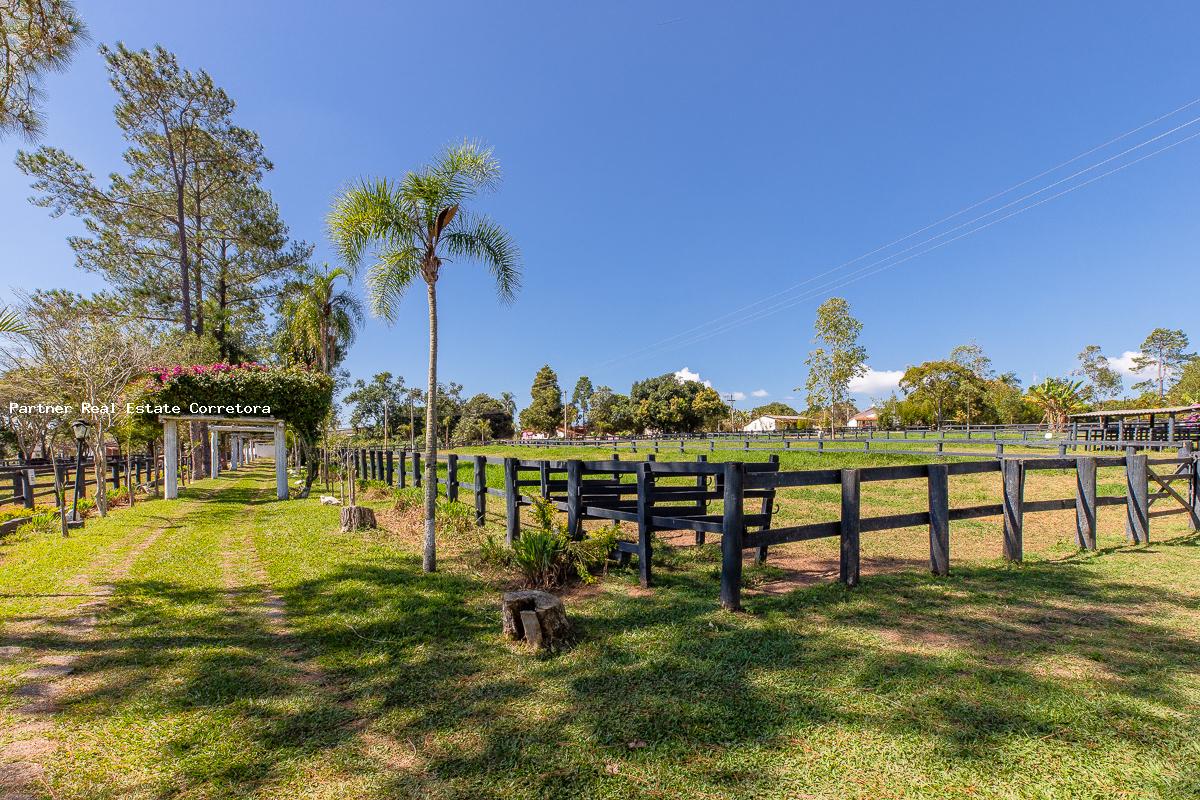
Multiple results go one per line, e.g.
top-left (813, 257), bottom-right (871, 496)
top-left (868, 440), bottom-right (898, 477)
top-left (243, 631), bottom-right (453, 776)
top-left (408, 392), bottom-right (415, 449)
top-left (561, 390), bottom-right (569, 439)
top-left (383, 398), bottom-right (389, 452)
top-left (724, 392), bottom-right (737, 434)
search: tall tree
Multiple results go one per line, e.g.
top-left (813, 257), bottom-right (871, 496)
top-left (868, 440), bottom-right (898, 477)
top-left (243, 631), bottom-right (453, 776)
top-left (0, 0), bottom-right (86, 139)
top-left (804, 297), bottom-right (868, 434)
top-left (571, 376), bottom-right (594, 427)
top-left (328, 141), bottom-right (521, 573)
top-left (899, 360), bottom-right (975, 428)
top-left (343, 372), bottom-right (406, 440)
top-left (629, 373), bottom-right (727, 433)
top-left (1168, 357), bottom-right (1200, 404)
top-left (17, 44), bottom-right (271, 336)
top-left (5, 291), bottom-right (153, 515)
top-left (1132, 329), bottom-right (1194, 400)
top-left (278, 264), bottom-right (362, 373)
top-left (950, 342), bottom-right (993, 379)
top-left (1074, 345), bottom-right (1123, 403)
top-left (520, 365), bottom-right (564, 434)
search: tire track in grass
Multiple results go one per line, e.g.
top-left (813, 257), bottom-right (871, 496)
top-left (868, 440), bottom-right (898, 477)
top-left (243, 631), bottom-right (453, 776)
top-left (0, 516), bottom-right (172, 800)
top-left (232, 486), bottom-right (428, 785)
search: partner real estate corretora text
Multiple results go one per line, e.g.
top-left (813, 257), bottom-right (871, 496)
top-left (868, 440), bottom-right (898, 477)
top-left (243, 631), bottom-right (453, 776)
top-left (7, 403), bottom-right (273, 416)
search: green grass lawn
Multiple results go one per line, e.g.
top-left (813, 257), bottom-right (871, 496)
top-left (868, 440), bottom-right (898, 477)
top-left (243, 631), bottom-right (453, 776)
top-left (2, 461), bottom-right (1199, 799)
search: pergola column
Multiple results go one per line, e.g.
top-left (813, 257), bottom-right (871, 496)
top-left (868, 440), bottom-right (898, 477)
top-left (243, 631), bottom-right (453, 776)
top-left (164, 420), bottom-right (179, 499)
top-left (210, 430), bottom-right (220, 477)
top-left (230, 435), bottom-right (240, 470)
top-left (275, 422), bottom-right (288, 500)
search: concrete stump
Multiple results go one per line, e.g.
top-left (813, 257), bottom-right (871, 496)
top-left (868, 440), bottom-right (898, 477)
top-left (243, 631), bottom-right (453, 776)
top-left (501, 590), bottom-right (570, 649)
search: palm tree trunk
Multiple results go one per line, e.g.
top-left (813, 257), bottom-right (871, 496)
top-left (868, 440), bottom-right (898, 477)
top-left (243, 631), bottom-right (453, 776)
top-left (423, 280), bottom-right (438, 572)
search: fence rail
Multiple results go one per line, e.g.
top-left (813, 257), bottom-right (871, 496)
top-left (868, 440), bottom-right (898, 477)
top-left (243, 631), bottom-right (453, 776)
top-left (324, 443), bottom-right (1200, 608)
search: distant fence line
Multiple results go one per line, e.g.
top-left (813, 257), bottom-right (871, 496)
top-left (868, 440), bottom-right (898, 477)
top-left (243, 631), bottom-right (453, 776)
top-left (322, 443), bottom-right (1200, 609)
top-left (503, 420), bottom-right (1200, 451)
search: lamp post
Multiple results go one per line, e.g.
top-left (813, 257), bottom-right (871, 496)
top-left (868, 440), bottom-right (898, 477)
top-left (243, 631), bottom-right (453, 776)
top-left (66, 417), bottom-right (90, 528)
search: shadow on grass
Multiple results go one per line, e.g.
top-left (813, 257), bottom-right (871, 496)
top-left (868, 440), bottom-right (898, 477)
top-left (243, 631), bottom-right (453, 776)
top-left (243, 536), bottom-right (1200, 797)
top-left (13, 459), bottom-right (1199, 798)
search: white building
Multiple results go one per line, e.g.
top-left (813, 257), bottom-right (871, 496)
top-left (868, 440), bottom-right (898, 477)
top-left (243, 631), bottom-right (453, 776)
top-left (743, 414), bottom-right (807, 433)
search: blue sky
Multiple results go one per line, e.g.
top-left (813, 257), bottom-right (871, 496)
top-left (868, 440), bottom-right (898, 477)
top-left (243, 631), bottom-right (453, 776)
top-left (1, 1), bottom-right (1198, 410)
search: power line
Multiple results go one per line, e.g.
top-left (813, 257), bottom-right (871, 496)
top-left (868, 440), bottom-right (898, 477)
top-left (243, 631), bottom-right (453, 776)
top-left (593, 97), bottom-right (1200, 370)
top-left (627, 127), bottom-right (1200, 359)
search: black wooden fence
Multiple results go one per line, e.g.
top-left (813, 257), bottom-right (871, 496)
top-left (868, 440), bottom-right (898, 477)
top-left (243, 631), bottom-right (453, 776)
top-left (0, 455), bottom-right (163, 509)
top-left (328, 444), bottom-right (1199, 608)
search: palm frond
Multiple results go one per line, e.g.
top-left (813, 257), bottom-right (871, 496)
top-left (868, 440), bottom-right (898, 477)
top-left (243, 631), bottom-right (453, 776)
top-left (326, 178), bottom-right (416, 271)
top-left (443, 212), bottom-right (522, 304)
top-left (365, 249), bottom-right (421, 322)
top-left (0, 307), bottom-right (31, 336)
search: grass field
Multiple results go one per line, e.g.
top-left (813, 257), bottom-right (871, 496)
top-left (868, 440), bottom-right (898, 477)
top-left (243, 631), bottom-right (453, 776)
top-left (2, 458), bottom-right (1199, 799)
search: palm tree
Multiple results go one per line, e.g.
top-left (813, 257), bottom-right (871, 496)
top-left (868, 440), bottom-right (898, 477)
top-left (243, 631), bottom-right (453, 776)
top-left (0, 306), bottom-right (31, 335)
top-left (280, 264), bottom-right (362, 373)
top-left (327, 141), bottom-right (521, 572)
top-left (1027, 378), bottom-right (1086, 433)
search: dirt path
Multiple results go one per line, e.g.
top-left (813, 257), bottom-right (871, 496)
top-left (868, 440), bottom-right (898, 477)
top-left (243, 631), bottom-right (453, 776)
top-left (0, 522), bottom-right (168, 800)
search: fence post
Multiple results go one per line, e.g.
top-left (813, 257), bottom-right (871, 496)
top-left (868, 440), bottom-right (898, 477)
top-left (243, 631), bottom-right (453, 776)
top-left (1190, 452), bottom-right (1199, 532)
top-left (719, 461), bottom-right (745, 611)
top-left (1125, 453), bottom-right (1149, 544)
top-left (539, 460), bottom-right (550, 499)
top-left (695, 454), bottom-right (708, 545)
top-left (755, 454), bottom-right (780, 565)
top-left (473, 455), bottom-right (487, 526)
top-left (840, 469), bottom-right (861, 586)
top-left (386, 449), bottom-right (394, 485)
top-left (412, 450), bottom-right (422, 488)
top-left (636, 462), bottom-right (653, 588)
top-left (398, 449), bottom-right (406, 488)
top-left (1075, 457), bottom-right (1098, 550)
top-left (21, 470), bottom-right (35, 509)
top-left (1002, 459), bottom-right (1024, 561)
top-left (927, 463), bottom-right (949, 576)
top-left (566, 459), bottom-right (583, 539)
top-left (447, 454), bottom-right (458, 502)
top-left (504, 457), bottom-right (519, 545)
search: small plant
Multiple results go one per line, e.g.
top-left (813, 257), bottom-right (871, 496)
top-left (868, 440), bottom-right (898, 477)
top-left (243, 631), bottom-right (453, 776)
top-left (476, 530), bottom-right (512, 567)
top-left (437, 498), bottom-right (474, 536)
top-left (17, 508), bottom-right (60, 535)
top-left (392, 488), bottom-right (422, 512)
top-left (506, 496), bottom-right (618, 589)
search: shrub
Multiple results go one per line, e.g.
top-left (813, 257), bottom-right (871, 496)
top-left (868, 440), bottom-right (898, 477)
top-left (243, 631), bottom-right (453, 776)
top-left (506, 496), bottom-right (619, 589)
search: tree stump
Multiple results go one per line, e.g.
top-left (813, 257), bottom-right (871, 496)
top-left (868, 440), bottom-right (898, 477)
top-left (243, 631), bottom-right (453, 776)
top-left (340, 505), bottom-right (377, 532)
top-left (501, 590), bottom-right (570, 649)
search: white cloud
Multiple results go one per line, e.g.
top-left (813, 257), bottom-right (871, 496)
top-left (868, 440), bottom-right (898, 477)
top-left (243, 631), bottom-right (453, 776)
top-left (750, 389), bottom-right (769, 398)
top-left (673, 366), bottom-right (712, 387)
top-left (730, 391), bottom-right (746, 402)
top-left (849, 367), bottom-right (904, 397)
top-left (1109, 351), bottom-right (1152, 377)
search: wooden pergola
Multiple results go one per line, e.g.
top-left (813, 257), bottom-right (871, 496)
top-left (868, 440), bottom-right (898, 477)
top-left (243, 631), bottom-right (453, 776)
top-left (159, 414), bottom-right (288, 500)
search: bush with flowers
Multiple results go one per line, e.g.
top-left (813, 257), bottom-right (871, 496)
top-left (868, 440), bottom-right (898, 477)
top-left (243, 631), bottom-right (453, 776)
top-left (139, 363), bottom-right (334, 495)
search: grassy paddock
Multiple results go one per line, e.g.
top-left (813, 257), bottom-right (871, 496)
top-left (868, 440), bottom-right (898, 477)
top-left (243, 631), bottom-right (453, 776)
top-left (1, 462), bottom-right (1198, 799)
top-left (435, 445), bottom-right (1195, 579)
